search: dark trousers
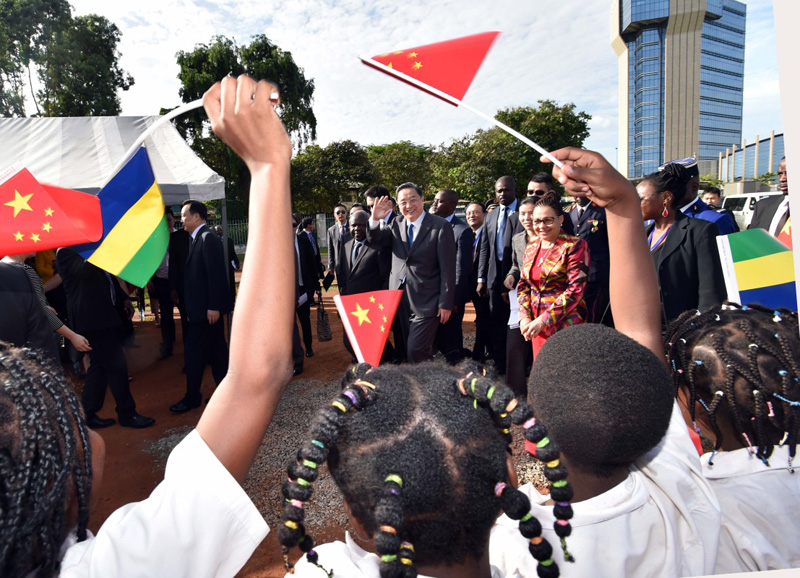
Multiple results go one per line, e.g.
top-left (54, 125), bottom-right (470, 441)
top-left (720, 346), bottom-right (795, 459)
top-left (471, 291), bottom-right (491, 361)
top-left (488, 288), bottom-right (511, 372)
top-left (585, 275), bottom-right (612, 326)
top-left (154, 277), bottom-right (175, 349)
top-left (296, 294), bottom-right (313, 351)
top-left (435, 306), bottom-right (465, 364)
top-left (185, 318), bottom-right (229, 404)
top-left (505, 326), bottom-right (532, 398)
top-left (82, 327), bottom-right (136, 418)
top-left (176, 291), bottom-right (189, 359)
top-left (292, 320), bottom-right (304, 368)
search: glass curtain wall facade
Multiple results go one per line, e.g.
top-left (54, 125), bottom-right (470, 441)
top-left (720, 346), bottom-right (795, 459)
top-left (720, 133), bottom-right (784, 182)
top-left (615, 0), bottom-right (746, 178)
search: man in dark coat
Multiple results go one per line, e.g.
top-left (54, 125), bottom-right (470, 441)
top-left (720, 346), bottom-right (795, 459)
top-left (0, 261), bottom-right (57, 360)
top-left (295, 214), bottom-right (320, 358)
top-left (430, 189), bottom-right (474, 364)
top-left (567, 198), bottom-right (611, 324)
top-left (476, 176), bottom-right (524, 374)
top-left (170, 200), bottom-right (230, 413)
top-left (749, 157), bottom-right (790, 247)
top-left (326, 203), bottom-right (351, 278)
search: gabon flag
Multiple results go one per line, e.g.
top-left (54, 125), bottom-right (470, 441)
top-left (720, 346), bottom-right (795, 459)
top-left (1, 165), bottom-right (102, 255)
top-left (334, 290), bottom-right (404, 366)
top-left (361, 32), bottom-right (500, 104)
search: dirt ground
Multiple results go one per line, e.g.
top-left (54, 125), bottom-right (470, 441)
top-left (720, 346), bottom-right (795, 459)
top-left (82, 282), bottom-right (481, 578)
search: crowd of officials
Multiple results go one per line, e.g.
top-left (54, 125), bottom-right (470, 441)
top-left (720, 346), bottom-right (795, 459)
top-left (0, 75), bottom-right (797, 578)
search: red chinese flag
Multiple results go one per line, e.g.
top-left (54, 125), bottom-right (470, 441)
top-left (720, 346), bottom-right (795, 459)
top-left (1, 165), bottom-right (102, 255)
top-left (334, 290), bottom-right (404, 366)
top-left (362, 31), bottom-right (500, 105)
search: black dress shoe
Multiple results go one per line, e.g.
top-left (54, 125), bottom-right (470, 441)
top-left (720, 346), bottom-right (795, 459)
top-left (86, 414), bottom-right (115, 429)
top-left (305, 349), bottom-right (314, 358)
top-left (118, 413), bottom-right (155, 428)
top-left (169, 399), bottom-right (201, 413)
top-left (293, 364), bottom-right (303, 376)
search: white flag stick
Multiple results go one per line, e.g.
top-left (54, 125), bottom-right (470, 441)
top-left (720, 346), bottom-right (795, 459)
top-left (360, 56), bottom-right (564, 169)
top-left (103, 98), bottom-right (205, 187)
top-left (333, 294), bottom-right (365, 364)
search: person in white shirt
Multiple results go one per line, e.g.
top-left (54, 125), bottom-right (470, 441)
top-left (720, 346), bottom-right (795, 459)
top-left (0, 74), bottom-right (294, 578)
top-left (665, 302), bottom-right (800, 573)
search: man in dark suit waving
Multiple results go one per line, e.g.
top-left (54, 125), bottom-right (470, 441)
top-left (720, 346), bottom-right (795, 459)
top-left (170, 200), bottom-right (230, 413)
top-left (368, 183), bottom-right (456, 363)
top-left (430, 188), bottom-right (474, 364)
top-left (476, 176), bottom-right (524, 374)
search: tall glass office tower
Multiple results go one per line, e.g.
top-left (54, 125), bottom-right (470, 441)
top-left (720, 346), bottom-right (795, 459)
top-left (611, 0), bottom-right (746, 178)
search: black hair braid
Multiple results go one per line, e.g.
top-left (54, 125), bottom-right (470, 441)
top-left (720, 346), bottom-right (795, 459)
top-left (374, 475), bottom-right (416, 578)
top-left (664, 303), bottom-right (800, 471)
top-left (279, 372), bottom-right (376, 575)
top-left (0, 343), bottom-right (92, 578)
top-left (458, 371), bottom-right (575, 572)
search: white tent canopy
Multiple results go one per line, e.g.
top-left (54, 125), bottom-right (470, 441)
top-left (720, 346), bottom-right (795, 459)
top-left (0, 116), bottom-right (225, 205)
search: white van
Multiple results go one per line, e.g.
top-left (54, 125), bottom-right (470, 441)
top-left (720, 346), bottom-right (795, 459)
top-left (721, 192), bottom-right (782, 230)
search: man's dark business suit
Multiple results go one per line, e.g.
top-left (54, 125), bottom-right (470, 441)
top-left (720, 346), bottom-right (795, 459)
top-left (477, 203), bottom-right (523, 373)
top-left (182, 224), bottom-right (230, 405)
top-left (367, 212), bottom-right (456, 363)
top-left (435, 214), bottom-right (474, 364)
top-left (326, 222), bottom-right (352, 274)
top-left (169, 227), bottom-right (192, 355)
top-left (295, 229), bottom-right (320, 354)
top-left (56, 248), bottom-right (139, 419)
top-left (567, 202), bottom-right (610, 324)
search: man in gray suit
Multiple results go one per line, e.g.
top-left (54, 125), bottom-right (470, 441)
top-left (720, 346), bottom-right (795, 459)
top-left (326, 203), bottom-right (351, 276)
top-left (430, 188), bottom-right (474, 364)
top-left (368, 183), bottom-right (456, 363)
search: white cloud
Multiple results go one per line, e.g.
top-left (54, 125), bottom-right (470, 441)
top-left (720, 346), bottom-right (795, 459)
top-left (67, 0), bottom-right (782, 167)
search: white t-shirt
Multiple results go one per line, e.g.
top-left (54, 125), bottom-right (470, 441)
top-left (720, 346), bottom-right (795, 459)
top-left (60, 430), bottom-right (269, 577)
top-left (702, 444), bottom-right (800, 573)
top-left (289, 532), bottom-right (514, 578)
top-left (491, 403), bottom-right (721, 577)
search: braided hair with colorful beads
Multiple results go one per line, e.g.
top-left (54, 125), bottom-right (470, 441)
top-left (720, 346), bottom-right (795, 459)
top-left (0, 342), bottom-right (93, 578)
top-left (279, 361), bottom-right (575, 578)
top-left (664, 302), bottom-right (800, 470)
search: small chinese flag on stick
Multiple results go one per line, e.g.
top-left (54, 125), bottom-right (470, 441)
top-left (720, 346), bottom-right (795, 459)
top-left (362, 32), bottom-right (499, 105)
top-left (334, 290), bottom-right (404, 366)
top-left (1, 164), bottom-right (102, 256)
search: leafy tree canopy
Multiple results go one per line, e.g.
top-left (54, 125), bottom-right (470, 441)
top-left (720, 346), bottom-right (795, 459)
top-left (0, 0), bottom-right (133, 116)
top-left (366, 141), bottom-right (434, 193)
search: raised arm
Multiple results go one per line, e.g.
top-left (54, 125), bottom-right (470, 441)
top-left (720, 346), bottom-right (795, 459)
top-left (195, 76), bottom-right (294, 482)
top-left (544, 148), bottom-right (662, 359)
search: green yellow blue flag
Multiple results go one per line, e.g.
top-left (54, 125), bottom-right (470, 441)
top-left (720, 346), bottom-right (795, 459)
top-left (73, 147), bottom-right (168, 287)
top-left (717, 228), bottom-right (797, 311)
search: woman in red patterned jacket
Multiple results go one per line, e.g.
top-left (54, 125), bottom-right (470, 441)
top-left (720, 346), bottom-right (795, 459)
top-left (518, 192), bottom-right (590, 360)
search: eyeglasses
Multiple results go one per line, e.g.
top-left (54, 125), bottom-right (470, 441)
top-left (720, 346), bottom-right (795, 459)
top-left (335, 210), bottom-right (346, 215)
top-left (527, 190), bottom-right (547, 196)
top-left (532, 217), bottom-right (556, 226)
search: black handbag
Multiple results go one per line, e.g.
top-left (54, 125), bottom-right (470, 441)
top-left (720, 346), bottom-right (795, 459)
top-left (316, 291), bottom-right (332, 342)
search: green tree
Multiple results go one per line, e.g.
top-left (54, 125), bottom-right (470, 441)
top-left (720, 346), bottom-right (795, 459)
top-left (37, 15), bottom-right (133, 116)
top-left (0, 0), bottom-right (132, 116)
top-left (699, 173), bottom-right (723, 188)
top-left (291, 140), bottom-right (375, 213)
top-left (366, 141), bottom-right (434, 192)
top-left (431, 100), bottom-right (591, 201)
top-left (171, 35), bottom-right (317, 217)
top-left (755, 172), bottom-right (777, 186)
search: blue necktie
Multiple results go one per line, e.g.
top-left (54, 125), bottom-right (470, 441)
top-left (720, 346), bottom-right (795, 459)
top-left (496, 206), bottom-right (507, 260)
top-left (408, 223), bottom-right (414, 248)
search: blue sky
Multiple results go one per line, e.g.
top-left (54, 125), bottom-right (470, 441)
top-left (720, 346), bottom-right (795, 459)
top-left (69, 0), bottom-right (782, 170)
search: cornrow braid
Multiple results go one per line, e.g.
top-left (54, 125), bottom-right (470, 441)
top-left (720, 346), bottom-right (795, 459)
top-left (0, 343), bottom-right (92, 578)
top-left (665, 302), bottom-right (800, 471)
top-left (456, 369), bottom-right (575, 573)
top-left (280, 361), bottom-right (570, 577)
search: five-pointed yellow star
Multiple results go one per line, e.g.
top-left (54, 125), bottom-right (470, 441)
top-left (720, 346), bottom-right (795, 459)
top-left (42, 222), bottom-right (52, 232)
top-left (13, 231), bottom-right (24, 241)
top-left (378, 303), bottom-right (384, 311)
top-left (5, 190), bottom-right (34, 217)
top-left (382, 316), bottom-right (387, 323)
top-left (412, 61), bottom-right (423, 70)
top-left (380, 325), bottom-right (385, 332)
top-left (350, 303), bottom-right (371, 326)
top-left (30, 233), bottom-right (40, 243)
top-left (369, 296), bottom-right (376, 303)
top-left (387, 62), bottom-right (393, 69)
top-left (407, 51), bottom-right (418, 58)
top-left (44, 207), bottom-right (54, 216)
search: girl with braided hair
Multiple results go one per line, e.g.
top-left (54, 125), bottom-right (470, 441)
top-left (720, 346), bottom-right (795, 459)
top-left (492, 151), bottom-right (721, 576)
top-left (637, 164), bottom-right (726, 324)
top-left (665, 303), bottom-right (800, 572)
top-left (1, 75), bottom-right (295, 577)
top-left (280, 360), bottom-right (575, 578)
